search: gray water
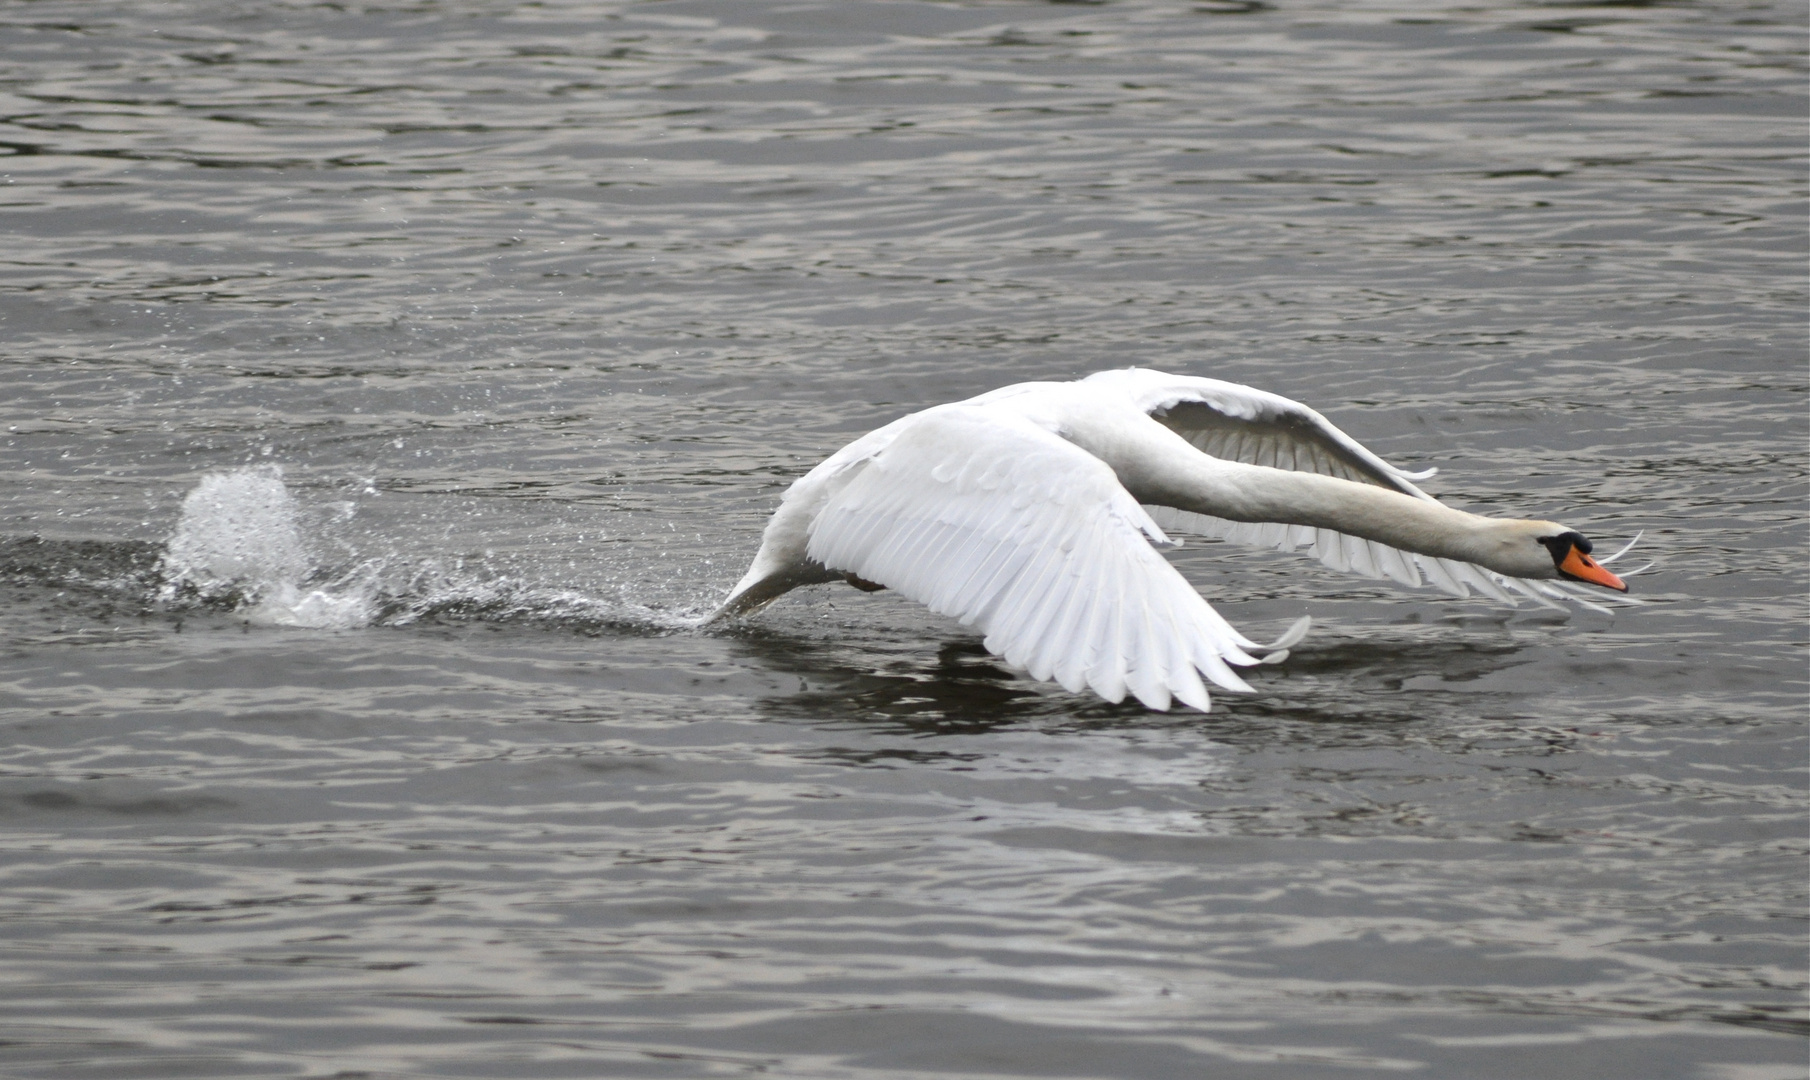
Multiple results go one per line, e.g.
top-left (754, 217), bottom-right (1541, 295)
top-left (0, 1), bottom-right (1805, 1077)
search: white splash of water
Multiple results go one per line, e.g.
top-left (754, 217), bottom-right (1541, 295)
top-left (159, 465), bottom-right (375, 629)
top-left (157, 465), bottom-right (694, 632)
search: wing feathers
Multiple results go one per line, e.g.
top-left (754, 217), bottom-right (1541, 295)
top-left (1083, 369), bottom-right (1437, 500)
top-left (807, 408), bottom-right (1281, 711)
top-left (1374, 544), bottom-right (1420, 588)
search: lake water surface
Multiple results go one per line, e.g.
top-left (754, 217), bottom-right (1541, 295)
top-left (0, 2), bottom-right (1805, 1077)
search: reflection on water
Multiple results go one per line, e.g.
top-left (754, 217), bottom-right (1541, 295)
top-left (0, 0), bottom-right (1804, 1077)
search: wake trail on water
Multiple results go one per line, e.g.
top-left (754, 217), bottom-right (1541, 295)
top-left (153, 465), bottom-right (703, 633)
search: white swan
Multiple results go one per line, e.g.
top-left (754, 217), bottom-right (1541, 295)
top-left (709, 368), bottom-right (1639, 712)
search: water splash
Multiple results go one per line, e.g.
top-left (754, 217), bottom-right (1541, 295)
top-left (155, 466), bottom-right (699, 632)
top-left (162, 466), bottom-right (305, 587)
top-left (157, 465), bottom-right (374, 628)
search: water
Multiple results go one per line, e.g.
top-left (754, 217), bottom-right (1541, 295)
top-left (0, 1), bottom-right (1804, 1076)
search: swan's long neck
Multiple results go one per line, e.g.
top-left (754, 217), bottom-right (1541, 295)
top-left (1168, 461), bottom-right (1493, 561)
top-left (1069, 409), bottom-right (1530, 572)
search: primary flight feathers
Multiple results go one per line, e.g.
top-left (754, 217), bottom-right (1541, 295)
top-left (710, 368), bottom-right (1640, 712)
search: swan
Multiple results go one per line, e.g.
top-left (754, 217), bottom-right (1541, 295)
top-left (708, 368), bottom-right (1639, 712)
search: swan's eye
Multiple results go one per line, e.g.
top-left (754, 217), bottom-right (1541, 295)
top-left (1536, 532), bottom-right (1592, 566)
top-left (1546, 530), bottom-right (1591, 555)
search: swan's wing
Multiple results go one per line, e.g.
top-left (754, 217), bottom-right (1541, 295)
top-left (805, 405), bottom-right (1304, 712)
top-left (1084, 370), bottom-right (1634, 613)
top-left (1083, 367), bottom-right (1439, 499)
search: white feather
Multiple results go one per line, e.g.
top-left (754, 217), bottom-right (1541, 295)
top-left (804, 407), bottom-right (1267, 710)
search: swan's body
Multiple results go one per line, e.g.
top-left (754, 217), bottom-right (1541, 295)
top-left (711, 369), bottom-right (1637, 712)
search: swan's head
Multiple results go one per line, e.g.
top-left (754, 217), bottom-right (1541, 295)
top-left (1488, 521), bottom-right (1627, 591)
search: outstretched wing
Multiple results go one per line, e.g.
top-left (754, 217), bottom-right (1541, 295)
top-left (805, 405), bottom-right (1305, 713)
top-left (1083, 367), bottom-right (1439, 497)
top-left (1085, 369), bottom-right (1629, 612)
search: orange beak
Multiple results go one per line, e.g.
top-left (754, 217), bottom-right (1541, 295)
top-left (1559, 546), bottom-right (1627, 592)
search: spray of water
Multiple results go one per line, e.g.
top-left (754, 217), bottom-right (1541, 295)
top-left (156, 465), bottom-right (698, 632)
top-left (157, 465), bottom-right (376, 628)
